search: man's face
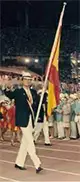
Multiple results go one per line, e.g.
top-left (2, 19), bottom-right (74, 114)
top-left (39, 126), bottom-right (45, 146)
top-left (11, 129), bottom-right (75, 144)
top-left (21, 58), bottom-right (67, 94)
top-left (23, 78), bottom-right (31, 87)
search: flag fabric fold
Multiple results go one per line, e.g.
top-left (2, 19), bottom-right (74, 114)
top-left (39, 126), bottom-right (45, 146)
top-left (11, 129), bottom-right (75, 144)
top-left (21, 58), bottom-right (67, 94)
top-left (47, 4), bottom-right (66, 116)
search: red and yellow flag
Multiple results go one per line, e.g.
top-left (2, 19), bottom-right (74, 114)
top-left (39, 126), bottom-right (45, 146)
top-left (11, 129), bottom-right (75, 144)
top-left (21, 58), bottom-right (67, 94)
top-left (47, 3), bottom-right (66, 116)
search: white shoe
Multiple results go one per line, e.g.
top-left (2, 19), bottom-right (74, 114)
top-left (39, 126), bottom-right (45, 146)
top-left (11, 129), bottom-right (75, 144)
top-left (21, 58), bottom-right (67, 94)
top-left (58, 137), bottom-right (64, 140)
top-left (63, 137), bottom-right (70, 141)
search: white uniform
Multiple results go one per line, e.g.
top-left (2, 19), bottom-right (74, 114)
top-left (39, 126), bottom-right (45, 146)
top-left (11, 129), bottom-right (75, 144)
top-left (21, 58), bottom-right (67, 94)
top-left (33, 114), bottom-right (51, 144)
top-left (15, 116), bottom-right (41, 169)
top-left (74, 100), bottom-right (80, 135)
top-left (33, 90), bottom-right (51, 145)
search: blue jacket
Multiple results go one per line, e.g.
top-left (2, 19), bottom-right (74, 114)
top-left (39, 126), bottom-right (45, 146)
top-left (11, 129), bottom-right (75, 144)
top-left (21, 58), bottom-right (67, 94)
top-left (4, 87), bottom-right (32, 127)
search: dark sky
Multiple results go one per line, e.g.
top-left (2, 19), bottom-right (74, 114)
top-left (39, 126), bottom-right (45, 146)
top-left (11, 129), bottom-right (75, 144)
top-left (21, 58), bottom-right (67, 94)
top-left (1, 0), bottom-right (80, 29)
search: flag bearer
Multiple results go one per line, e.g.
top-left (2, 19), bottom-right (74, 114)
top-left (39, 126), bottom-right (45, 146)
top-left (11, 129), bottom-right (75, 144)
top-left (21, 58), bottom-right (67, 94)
top-left (3, 72), bottom-right (43, 173)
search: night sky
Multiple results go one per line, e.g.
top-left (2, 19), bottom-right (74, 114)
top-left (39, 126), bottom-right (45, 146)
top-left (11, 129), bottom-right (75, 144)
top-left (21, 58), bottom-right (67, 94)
top-left (1, 0), bottom-right (80, 29)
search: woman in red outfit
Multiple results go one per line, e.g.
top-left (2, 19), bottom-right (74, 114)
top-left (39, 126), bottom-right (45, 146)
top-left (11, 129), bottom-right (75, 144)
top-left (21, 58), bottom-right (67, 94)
top-left (0, 102), bottom-right (8, 140)
top-left (7, 100), bottom-right (21, 145)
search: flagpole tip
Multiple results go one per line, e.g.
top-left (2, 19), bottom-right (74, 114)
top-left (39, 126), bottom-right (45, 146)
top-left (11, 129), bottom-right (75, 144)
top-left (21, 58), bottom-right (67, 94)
top-left (63, 2), bottom-right (67, 6)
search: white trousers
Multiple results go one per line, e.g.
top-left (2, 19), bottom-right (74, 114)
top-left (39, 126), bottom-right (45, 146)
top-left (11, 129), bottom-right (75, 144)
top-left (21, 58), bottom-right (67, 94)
top-left (70, 121), bottom-right (77, 138)
top-left (75, 115), bottom-right (80, 135)
top-left (15, 116), bottom-right (41, 169)
top-left (53, 121), bottom-right (58, 137)
top-left (57, 122), bottom-right (64, 138)
top-left (33, 115), bottom-right (50, 144)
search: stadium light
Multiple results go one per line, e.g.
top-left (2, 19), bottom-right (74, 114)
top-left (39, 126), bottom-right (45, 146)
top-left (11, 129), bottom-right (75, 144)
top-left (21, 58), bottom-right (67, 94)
top-left (25, 58), bottom-right (30, 63)
top-left (34, 59), bottom-right (39, 63)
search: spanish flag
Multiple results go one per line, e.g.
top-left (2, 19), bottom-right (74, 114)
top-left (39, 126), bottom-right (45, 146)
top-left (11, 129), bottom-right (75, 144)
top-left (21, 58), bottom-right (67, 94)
top-left (47, 3), bottom-right (66, 116)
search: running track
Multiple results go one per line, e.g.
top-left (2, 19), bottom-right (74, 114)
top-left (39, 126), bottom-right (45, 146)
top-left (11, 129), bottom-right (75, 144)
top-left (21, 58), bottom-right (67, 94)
top-left (0, 137), bottom-right (80, 181)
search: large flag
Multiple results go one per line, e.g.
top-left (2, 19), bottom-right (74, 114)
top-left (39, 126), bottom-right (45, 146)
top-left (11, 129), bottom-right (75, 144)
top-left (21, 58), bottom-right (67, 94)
top-left (34, 3), bottom-right (66, 125)
top-left (47, 3), bottom-right (66, 116)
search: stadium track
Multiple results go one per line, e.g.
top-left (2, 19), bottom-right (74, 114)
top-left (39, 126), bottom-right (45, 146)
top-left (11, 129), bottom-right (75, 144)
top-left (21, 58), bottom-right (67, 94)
top-left (0, 134), bottom-right (80, 182)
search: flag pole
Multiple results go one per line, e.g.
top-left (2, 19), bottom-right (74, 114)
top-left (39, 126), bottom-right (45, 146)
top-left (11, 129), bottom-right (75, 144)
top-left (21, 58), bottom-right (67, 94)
top-left (34, 2), bottom-right (67, 125)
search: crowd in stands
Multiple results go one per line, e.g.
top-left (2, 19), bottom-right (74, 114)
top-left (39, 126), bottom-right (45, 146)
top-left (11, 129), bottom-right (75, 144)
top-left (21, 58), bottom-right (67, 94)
top-left (1, 27), bottom-right (79, 57)
top-left (1, 27), bottom-right (53, 56)
top-left (0, 27), bottom-right (79, 82)
top-left (0, 27), bottom-right (79, 83)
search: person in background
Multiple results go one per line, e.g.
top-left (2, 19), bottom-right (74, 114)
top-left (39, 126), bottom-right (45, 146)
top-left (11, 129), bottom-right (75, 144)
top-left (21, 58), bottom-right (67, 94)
top-left (62, 94), bottom-right (71, 140)
top-left (7, 99), bottom-right (21, 146)
top-left (48, 112), bottom-right (54, 139)
top-left (33, 89), bottom-right (52, 146)
top-left (55, 95), bottom-right (64, 139)
top-left (74, 93), bottom-right (80, 137)
top-left (69, 94), bottom-right (77, 139)
top-left (0, 101), bottom-right (8, 141)
top-left (0, 106), bottom-right (4, 140)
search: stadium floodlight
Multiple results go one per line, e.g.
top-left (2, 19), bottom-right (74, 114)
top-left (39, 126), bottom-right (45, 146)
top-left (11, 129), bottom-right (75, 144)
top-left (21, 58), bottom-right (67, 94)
top-left (25, 58), bottom-right (30, 63)
top-left (34, 59), bottom-right (39, 63)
